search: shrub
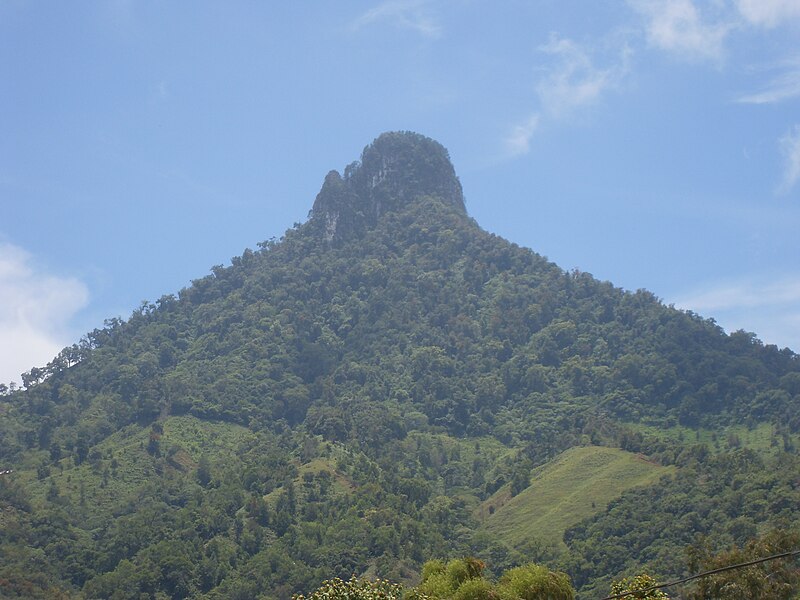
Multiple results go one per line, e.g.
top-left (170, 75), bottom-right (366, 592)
top-left (497, 564), bottom-right (575, 600)
top-left (293, 576), bottom-right (411, 600)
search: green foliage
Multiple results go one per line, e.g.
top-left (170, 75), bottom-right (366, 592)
top-left (482, 446), bottom-right (672, 552)
top-left (197, 453), bottom-right (211, 487)
top-left (496, 564), bottom-right (575, 600)
top-left (685, 530), bottom-right (800, 599)
top-left (293, 576), bottom-right (410, 600)
top-left (418, 559), bottom-right (472, 598)
top-left (416, 558), bottom-right (488, 599)
top-left (422, 559), bottom-right (447, 582)
top-left (451, 578), bottom-right (497, 600)
top-left (609, 574), bottom-right (669, 599)
top-left (417, 559), bottom-right (573, 600)
top-left (0, 132), bottom-right (798, 598)
top-left (563, 451), bottom-right (800, 596)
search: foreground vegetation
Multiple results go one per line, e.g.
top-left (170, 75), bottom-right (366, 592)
top-left (294, 547), bottom-right (800, 600)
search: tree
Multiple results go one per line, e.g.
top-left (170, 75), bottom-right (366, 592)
top-left (75, 435), bottom-right (89, 465)
top-left (497, 564), bottom-right (575, 600)
top-left (510, 460), bottom-right (532, 496)
top-left (21, 367), bottom-right (45, 389)
top-left (293, 576), bottom-right (410, 600)
top-left (416, 559), bottom-right (575, 600)
top-left (609, 574), bottom-right (669, 599)
top-left (685, 530), bottom-right (800, 600)
top-left (147, 434), bottom-right (161, 457)
top-left (49, 441), bottom-right (62, 463)
top-left (46, 479), bottom-right (60, 502)
top-left (197, 454), bottom-right (212, 487)
top-left (416, 558), bottom-right (485, 598)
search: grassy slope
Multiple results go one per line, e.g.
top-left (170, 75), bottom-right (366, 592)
top-left (23, 416), bottom-right (257, 524)
top-left (479, 446), bottom-right (675, 552)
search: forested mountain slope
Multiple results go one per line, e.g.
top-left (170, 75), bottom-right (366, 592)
top-left (1, 132), bottom-right (798, 599)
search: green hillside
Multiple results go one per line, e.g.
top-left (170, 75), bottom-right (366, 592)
top-left (0, 132), bottom-right (798, 599)
top-left (480, 446), bottom-right (674, 552)
top-left (22, 416), bottom-right (258, 515)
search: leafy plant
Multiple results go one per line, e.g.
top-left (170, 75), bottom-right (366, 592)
top-left (293, 576), bottom-right (412, 600)
top-left (609, 574), bottom-right (669, 599)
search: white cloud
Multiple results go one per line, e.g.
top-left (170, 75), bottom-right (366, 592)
top-left (778, 124), bottom-right (800, 194)
top-left (737, 0), bottom-right (800, 28)
top-left (674, 275), bottom-right (800, 351)
top-left (0, 243), bottom-right (89, 385)
top-left (504, 114), bottom-right (540, 157)
top-left (351, 0), bottom-right (441, 38)
top-left (504, 35), bottom-right (629, 157)
top-left (536, 35), bottom-right (630, 117)
top-left (629, 0), bottom-right (730, 63)
top-left (737, 60), bottom-right (800, 104)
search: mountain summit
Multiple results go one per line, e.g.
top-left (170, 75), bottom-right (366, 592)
top-left (310, 131), bottom-right (465, 241)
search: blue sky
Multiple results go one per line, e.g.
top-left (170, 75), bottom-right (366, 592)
top-left (2, 0), bottom-right (800, 384)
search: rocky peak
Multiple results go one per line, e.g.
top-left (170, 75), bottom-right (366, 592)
top-left (310, 132), bottom-right (465, 241)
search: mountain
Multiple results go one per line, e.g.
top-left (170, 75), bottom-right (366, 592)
top-left (1, 132), bottom-right (798, 599)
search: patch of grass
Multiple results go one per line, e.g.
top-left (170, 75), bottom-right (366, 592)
top-left (29, 423), bottom-right (152, 511)
top-left (27, 416), bottom-right (257, 525)
top-left (479, 446), bottom-right (675, 552)
top-left (161, 415), bottom-right (258, 460)
top-left (297, 457), bottom-right (355, 494)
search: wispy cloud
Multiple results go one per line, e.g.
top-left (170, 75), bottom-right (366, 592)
top-left (736, 0), bottom-right (800, 28)
top-left (628, 0), bottom-right (730, 63)
top-left (737, 58), bottom-right (800, 104)
top-left (676, 277), bottom-right (800, 311)
top-left (148, 80), bottom-right (170, 106)
top-left (504, 35), bottom-right (629, 157)
top-left (674, 275), bottom-right (800, 351)
top-left (351, 0), bottom-right (441, 38)
top-left (778, 124), bottom-right (800, 194)
top-left (505, 115), bottom-right (540, 157)
top-left (0, 243), bottom-right (89, 385)
top-left (536, 35), bottom-right (631, 117)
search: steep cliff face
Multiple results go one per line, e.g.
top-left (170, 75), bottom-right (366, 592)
top-left (310, 131), bottom-right (465, 241)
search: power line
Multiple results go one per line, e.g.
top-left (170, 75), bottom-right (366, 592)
top-left (599, 549), bottom-right (800, 600)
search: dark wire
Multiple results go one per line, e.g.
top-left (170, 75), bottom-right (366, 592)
top-left (599, 549), bottom-right (800, 600)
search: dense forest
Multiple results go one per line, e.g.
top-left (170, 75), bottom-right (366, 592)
top-left (1, 132), bottom-right (798, 599)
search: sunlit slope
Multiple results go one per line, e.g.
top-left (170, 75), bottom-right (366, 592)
top-left (22, 416), bottom-right (257, 520)
top-left (481, 446), bottom-right (675, 551)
